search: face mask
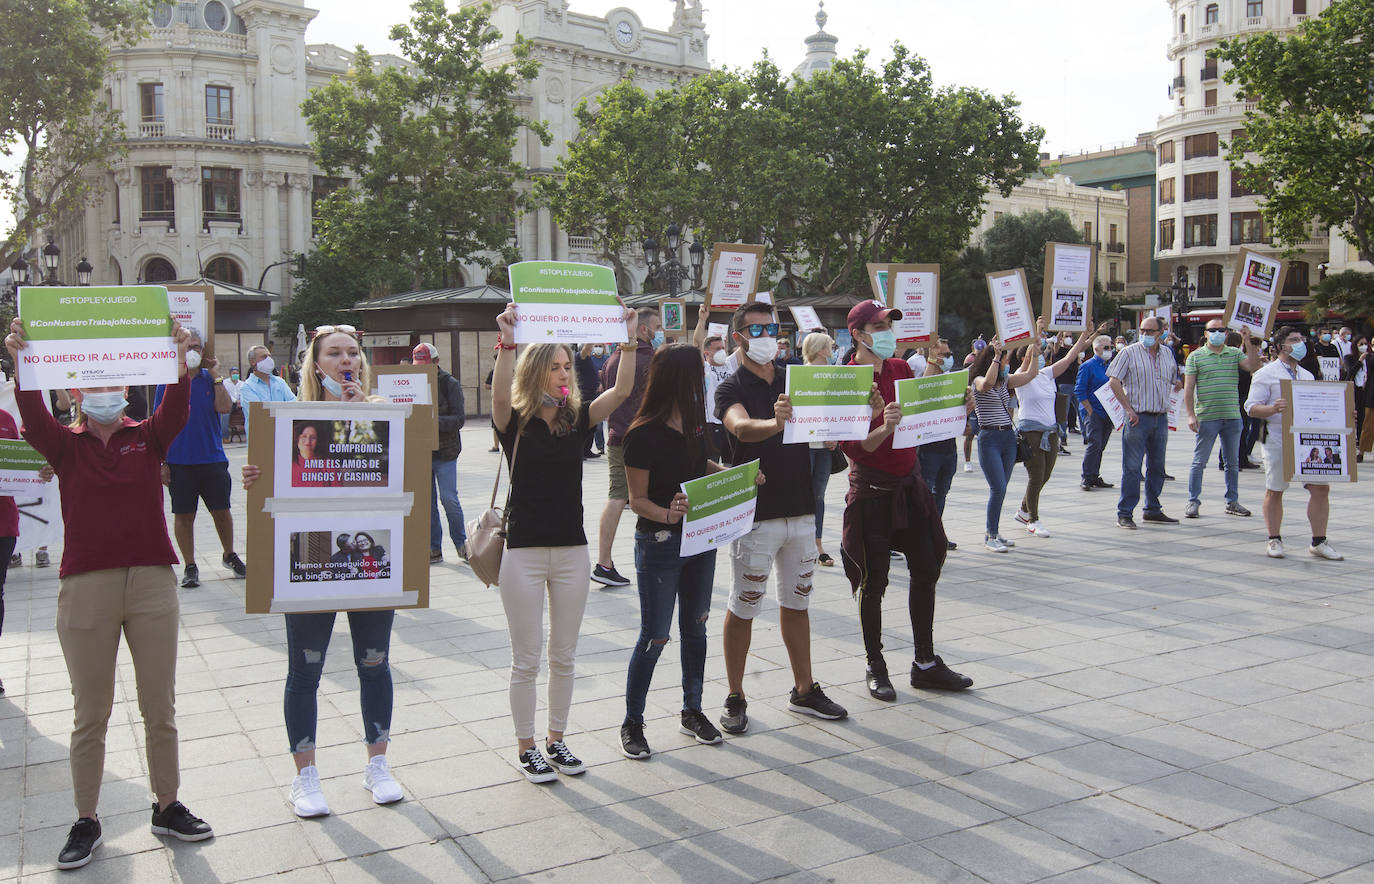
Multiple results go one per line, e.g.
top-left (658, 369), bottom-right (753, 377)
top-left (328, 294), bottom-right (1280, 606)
top-left (866, 329), bottom-right (897, 360)
top-left (1037, 355), bottom-right (1047, 370)
top-left (651, 330), bottom-right (665, 349)
top-left (592, 346), bottom-right (604, 357)
top-left (319, 373), bottom-right (344, 397)
top-left (1361, 344), bottom-right (1369, 355)
top-left (745, 336), bottom-right (778, 365)
top-left (185, 350), bottom-right (202, 371)
top-left (1208, 330), bottom-right (1227, 347)
top-left (1289, 342), bottom-right (1307, 361)
top-left (81, 391), bottom-right (128, 424)
top-left (1321, 334), bottom-right (1332, 343)
top-left (1141, 334), bottom-right (1157, 348)
top-left (1099, 349), bottom-right (1114, 362)
top-left (542, 385), bottom-right (569, 408)
top-left (230, 372), bottom-right (239, 381)
top-left (941, 355), bottom-right (954, 372)
top-left (1000, 365), bottom-right (1010, 379)
top-left (255, 355), bottom-right (275, 375)
top-left (711, 349), bottom-right (728, 366)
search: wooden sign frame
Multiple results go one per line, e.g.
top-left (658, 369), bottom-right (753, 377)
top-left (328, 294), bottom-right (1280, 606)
top-left (885, 263), bottom-right (940, 345)
top-left (703, 243), bottom-right (766, 311)
top-left (1279, 378), bottom-right (1358, 485)
top-left (865, 263), bottom-right (893, 302)
top-left (1224, 247), bottom-right (1288, 340)
top-left (372, 363), bottom-right (439, 450)
top-left (166, 284), bottom-right (216, 355)
top-left (1042, 242), bottom-right (1095, 333)
top-left (986, 268), bottom-right (1037, 350)
top-left (245, 399), bottom-right (432, 614)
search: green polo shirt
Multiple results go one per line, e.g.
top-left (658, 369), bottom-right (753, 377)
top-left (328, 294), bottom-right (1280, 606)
top-left (1184, 346), bottom-right (1242, 420)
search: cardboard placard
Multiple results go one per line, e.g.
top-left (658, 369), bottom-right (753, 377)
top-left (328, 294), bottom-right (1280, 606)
top-left (704, 243), bottom-right (766, 311)
top-left (1042, 243), bottom-right (1094, 333)
top-left (1280, 379), bottom-right (1358, 485)
top-left (1224, 248), bottom-right (1287, 339)
top-left (166, 284), bottom-right (215, 354)
top-left (866, 263), bottom-right (893, 303)
top-left (372, 363), bottom-right (438, 451)
top-left (986, 269), bottom-right (1036, 350)
top-left (885, 263), bottom-right (940, 344)
top-left (790, 305), bottom-right (825, 333)
top-left (659, 297), bottom-right (685, 333)
top-left (245, 399), bottom-right (432, 614)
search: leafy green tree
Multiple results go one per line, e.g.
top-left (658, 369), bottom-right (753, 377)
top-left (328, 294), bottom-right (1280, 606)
top-left (302, 0), bottom-right (550, 292)
top-left (1217, 1), bottom-right (1374, 262)
top-left (1, 0), bottom-right (153, 266)
top-left (1307, 270), bottom-right (1374, 326)
top-left (272, 251), bottom-right (411, 339)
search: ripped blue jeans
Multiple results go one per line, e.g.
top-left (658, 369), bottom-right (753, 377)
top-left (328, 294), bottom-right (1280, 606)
top-left (284, 610), bottom-right (395, 753)
top-left (625, 530), bottom-right (716, 725)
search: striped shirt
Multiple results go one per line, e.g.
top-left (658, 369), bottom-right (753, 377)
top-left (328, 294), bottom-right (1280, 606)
top-left (1184, 346), bottom-right (1242, 420)
top-left (973, 383), bottom-right (1013, 428)
top-left (1106, 342), bottom-right (1178, 414)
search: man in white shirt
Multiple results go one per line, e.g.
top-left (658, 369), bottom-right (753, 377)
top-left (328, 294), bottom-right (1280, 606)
top-left (905, 348), bottom-right (927, 377)
top-left (1335, 327), bottom-right (1354, 359)
top-left (220, 368), bottom-right (241, 442)
top-left (1244, 326), bottom-right (1343, 561)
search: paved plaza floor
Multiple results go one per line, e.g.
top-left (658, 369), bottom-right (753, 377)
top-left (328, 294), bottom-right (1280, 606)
top-left (1, 424), bottom-right (1371, 882)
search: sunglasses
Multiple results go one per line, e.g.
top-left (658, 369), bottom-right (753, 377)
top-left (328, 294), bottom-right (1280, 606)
top-left (313, 324), bottom-right (361, 340)
top-left (739, 322), bottom-right (780, 339)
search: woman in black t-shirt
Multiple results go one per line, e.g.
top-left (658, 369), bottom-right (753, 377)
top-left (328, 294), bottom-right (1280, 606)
top-left (619, 344), bottom-right (759, 759)
top-left (490, 303), bottom-right (639, 784)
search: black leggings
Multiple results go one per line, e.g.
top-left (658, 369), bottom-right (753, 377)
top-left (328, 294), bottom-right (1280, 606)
top-left (0, 536), bottom-right (15, 636)
top-left (843, 495), bottom-right (940, 672)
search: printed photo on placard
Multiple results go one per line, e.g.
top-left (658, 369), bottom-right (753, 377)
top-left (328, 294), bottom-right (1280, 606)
top-left (273, 513), bottom-right (406, 604)
top-left (1295, 432), bottom-right (1347, 481)
top-left (290, 529), bottom-right (394, 583)
top-left (660, 298), bottom-right (685, 333)
top-left (271, 403), bottom-right (407, 499)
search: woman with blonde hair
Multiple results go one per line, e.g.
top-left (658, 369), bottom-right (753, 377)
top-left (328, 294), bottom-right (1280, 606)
top-left (801, 332), bottom-right (839, 565)
top-left (242, 324), bottom-right (404, 819)
top-left (492, 302), bottom-right (639, 782)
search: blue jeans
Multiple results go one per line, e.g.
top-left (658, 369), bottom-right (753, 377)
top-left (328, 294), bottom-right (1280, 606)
top-left (283, 610), bottom-right (395, 753)
top-left (977, 428), bottom-right (1017, 536)
top-left (809, 447), bottom-right (831, 539)
top-left (430, 457), bottom-right (467, 552)
top-left (1118, 412), bottom-right (1169, 517)
top-left (1081, 408), bottom-right (1114, 482)
top-left (917, 440), bottom-right (957, 516)
top-left (625, 530), bottom-right (716, 724)
top-left (1189, 417), bottom-right (1241, 506)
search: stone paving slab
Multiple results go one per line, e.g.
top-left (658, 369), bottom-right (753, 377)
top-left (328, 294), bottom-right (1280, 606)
top-left (1, 424), bottom-right (1371, 881)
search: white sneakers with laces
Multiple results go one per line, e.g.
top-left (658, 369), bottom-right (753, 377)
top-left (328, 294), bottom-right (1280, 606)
top-left (363, 755), bottom-right (404, 804)
top-left (1266, 538), bottom-right (1285, 559)
top-left (1309, 541), bottom-right (1343, 561)
top-left (1026, 520), bottom-right (1051, 538)
top-left (984, 535), bottom-right (1008, 553)
top-left (290, 765), bottom-right (330, 818)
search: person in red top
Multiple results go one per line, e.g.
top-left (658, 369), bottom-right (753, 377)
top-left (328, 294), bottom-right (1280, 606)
top-left (6, 316), bottom-right (213, 870)
top-left (0, 407), bottom-right (55, 697)
top-left (837, 301), bottom-right (973, 702)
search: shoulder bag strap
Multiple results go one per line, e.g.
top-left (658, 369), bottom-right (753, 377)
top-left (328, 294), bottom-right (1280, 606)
top-left (496, 429), bottom-right (520, 531)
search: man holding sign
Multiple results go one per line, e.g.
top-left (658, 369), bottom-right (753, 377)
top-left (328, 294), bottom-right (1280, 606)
top-left (838, 300), bottom-right (971, 702)
top-left (714, 302), bottom-right (848, 733)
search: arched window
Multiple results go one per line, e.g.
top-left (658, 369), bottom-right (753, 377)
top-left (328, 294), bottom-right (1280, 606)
top-left (143, 257), bottom-right (176, 282)
top-left (1205, 4), bottom-right (1219, 24)
top-left (204, 256), bottom-right (242, 285)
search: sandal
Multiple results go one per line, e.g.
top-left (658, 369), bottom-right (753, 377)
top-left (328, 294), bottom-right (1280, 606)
top-left (817, 553), bottom-right (834, 567)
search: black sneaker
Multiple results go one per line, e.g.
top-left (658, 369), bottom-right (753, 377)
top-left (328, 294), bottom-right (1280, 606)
top-left (621, 721), bottom-right (652, 758)
top-left (910, 656), bottom-right (974, 691)
top-left (180, 564), bottom-right (200, 588)
top-left (679, 710), bottom-right (723, 744)
top-left (591, 563), bottom-right (631, 587)
top-left (946, 539), bottom-right (957, 551)
top-left (866, 667), bottom-right (896, 702)
top-left (57, 817), bottom-right (102, 869)
top-left (150, 801), bottom-right (213, 842)
top-left (518, 747), bottom-right (557, 783)
top-left (1142, 511), bottom-right (1179, 524)
top-left (429, 548), bottom-right (443, 564)
top-left (457, 543), bottom-right (470, 564)
top-left (720, 693), bottom-right (749, 735)
top-left (35, 549), bottom-right (49, 568)
top-left (788, 683), bottom-right (848, 720)
top-left (221, 552), bottom-right (246, 578)
top-left (1080, 480), bottom-right (1095, 491)
top-left (544, 739), bottom-right (586, 775)
top-left (1116, 515), bottom-right (1137, 530)
top-left (1225, 502), bottom-right (1253, 517)
top-left (1092, 477), bottom-right (1115, 488)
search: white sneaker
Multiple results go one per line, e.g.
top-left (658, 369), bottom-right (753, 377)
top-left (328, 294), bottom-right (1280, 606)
top-left (963, 463), bottom-right (974, 472)
top-left (290, 765), bottom-right (330, 818)
top-left (983, 535), bottom-right (1008, 553)
top-left (363, 755), bottom-right (404, 804)
top-left (997, 534), bottom-right (1016, 548)
top-left (1309, 541), bottom-right (1344, 561)
top-left (1026, 520), bottom-right (1051, 538)
top-left (1014, 509), bottom-right (1032, 525)
top-left (1266, 538), bottom-right (1285, 559)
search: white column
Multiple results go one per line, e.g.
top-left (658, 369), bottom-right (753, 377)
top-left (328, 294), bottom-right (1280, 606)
top-left (172, 165), bottom-right (199, 273)
top-left (261, 175), bottom-right (281, 292)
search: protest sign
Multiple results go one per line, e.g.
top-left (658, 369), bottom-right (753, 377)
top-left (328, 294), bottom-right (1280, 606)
top-left (782, 364), bottom-right (874, 443)
top-left (659, 298), bottom-right (685, 333)
top-left (17, 285), bottom-right (176, 390)
top-left (166, 284), bottom-right (214, 352)
top-left (1094, 381), bottom-right (1127, 431)
top-left (679, 459), bottom-right (760, 557)
top-left (707, 322), bottom-right (729, 340)
top-left (372, 364), bottom-right (438, 450)
top-left (1280, 379), bottom-right (1357, 485)
top-left (1319, 357), bottom-right (1341, 382)
top-left (986, 269), bottom-right (1035, 349)
top-left (790, 305), bottom-right (824, 332)
top-left (1167, 389), bottom-right (1183, 431)
top-left (892, 370), bottom-right (968, 449)
top-left (886, 264), bottom-right (940, 344)
top-left (0, 439), bottom-right (50, 496)
top-left (866, 263), bottom-right (891, 303)
top-left (0, 379), bottom-right (62, 553)
top-left (508, 261), bottom-right (627, 345)
top-left (704, 243), bottom-right (765, 311)
top-left (1043, 243), bottom-right (1094, 333)
top-left (1224, 248), bottom-right (1286, 339)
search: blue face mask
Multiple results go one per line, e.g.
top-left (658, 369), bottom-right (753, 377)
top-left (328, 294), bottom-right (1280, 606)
top-left (651, 330), bottom-right (665, 349)
top-left (1037, 355), bottom-right (1047, 370)
top-left (319, 373), bottom-right (344, 397)
top-left (1140, 334), bottom-right (1157, 348)
top-left (1321, 334), bottom-right (1332, 343)
top-left (867, 329), bottom-right (897, 360)
top-left (941, 355), bottom-right (954, 372)
top-left (81, 391), bottom-right (128, 424)
top-left (1208, 330), bottom-right (1227, 347)
top-left (1290, 341), bottom-right (1307, 361)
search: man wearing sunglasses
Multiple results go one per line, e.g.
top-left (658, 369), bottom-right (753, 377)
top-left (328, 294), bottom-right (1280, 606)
top-left (714, 302), bottom-right (847, 733)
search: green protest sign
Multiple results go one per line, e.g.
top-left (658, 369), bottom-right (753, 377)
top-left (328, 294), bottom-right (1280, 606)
top-left (680, 459), bottom-right (760, 557)
top-left (0, 439), bottom-right (49, 495)
top-left (783, 364), bottom-right (874, 443)
top-left (16, 285), bottom-right (177, 390)
top-left (892, 370), bottom-right (969, 448)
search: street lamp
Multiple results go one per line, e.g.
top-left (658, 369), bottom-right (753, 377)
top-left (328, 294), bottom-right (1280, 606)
top-left (1170, 266), bottom-right (1196, 342)
top-left (8, 256), bottom-right (29, 288)
top-left (641, 224), bottom-right (705, 299)
top-left (41, 240), bottom-right (60, 285)
top-left (76, 257), bottom-right (93, 286)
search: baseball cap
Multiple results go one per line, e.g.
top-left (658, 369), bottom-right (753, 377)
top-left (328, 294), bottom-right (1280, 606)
top-left (412, 342), bottom-right (438, 362)
top-left (846, 299), bottom-right (902, 331)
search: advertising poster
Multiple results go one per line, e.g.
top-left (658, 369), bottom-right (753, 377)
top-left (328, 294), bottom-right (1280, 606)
top-left (782, 364), bottom-right (875, 443)
top-left (886, 264), bottom-right (940, 344)
top-left (790, 305), bottom-right (825, 333)
top-left (1280, 379), bottom-right (1357, 485)
top-left (273, 514), bottom-right (406, 608)
top-left (508, 261), bottom-right (627, 345)
top-left (705, 243), bottom-right (765, 311)
top-left (1294, 433), bottom-right (1348, 481)
top-left (679, 459), bottom-right (760, 557)
top-left (1224, 248), bottom-right (1286, 339)
top-left (17, 285), bottom-right (177, 390)
top-left (1043, 243), bottom-right (1095, 333)
top-left (986, 269), bottom-right (1036, 348)
top-left (166, 284), bottom-right (214, 350)
top-left (1094, 381), bottom-right (1127, 431)
top-left (891, 370), bottom-right (968, 449)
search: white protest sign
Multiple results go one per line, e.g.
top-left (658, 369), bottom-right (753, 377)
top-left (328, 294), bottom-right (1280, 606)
top-left (1094, 381), bottom-right (1127, 431)
top-left (790, 305), bottom-right (824, 332)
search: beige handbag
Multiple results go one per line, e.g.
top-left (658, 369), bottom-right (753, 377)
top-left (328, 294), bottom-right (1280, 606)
top-left (466, 432), bottom-right (519, 587)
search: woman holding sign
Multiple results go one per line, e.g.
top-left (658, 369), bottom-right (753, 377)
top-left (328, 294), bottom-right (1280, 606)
top-left (801, 332), bottom-right (839, 566)
top-left (970, 336), bottom-right (1038, 552)
top-left (491, 302), bottom-right (639, 783)
top-left (242, 325), bottom-right (405, 818)
top-left (6, 316), bottom-right (214, 869)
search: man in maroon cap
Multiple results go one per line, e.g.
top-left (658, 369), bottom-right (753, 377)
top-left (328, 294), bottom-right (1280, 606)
top-left (411, 343), bottom-right (469, 564)
top-left (838, 300), bottom-right (972, 702)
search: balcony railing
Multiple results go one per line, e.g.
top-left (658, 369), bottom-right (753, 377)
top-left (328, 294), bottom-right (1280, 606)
top-left (202, 212), bottom-right (242, 232)
top-left (1201, 66), bottom-right (1218, 81)
top-left (205, 121), bottom-right (235, 141)
top-left (1107, 281), bottom-right (1125, 292)
top-left (567, 235), bottom-right (595, 252)
top-left (1172, 75), bottom-right (1187, 89)
top-left (1107, 242), bottom-right (1126, 254)
top-left (1244, 15), bottom-right (1266, 27)
top-left (139, 118), bottom-right (165, 137)
top-left (140, 210), bottom-right (175, 224)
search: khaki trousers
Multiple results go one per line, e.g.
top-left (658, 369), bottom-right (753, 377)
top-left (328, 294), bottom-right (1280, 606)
top-left (57, 566), bottom-right (180, 814)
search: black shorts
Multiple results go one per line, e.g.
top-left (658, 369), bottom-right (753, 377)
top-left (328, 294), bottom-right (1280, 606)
top-left (168, 461), bottom-right (232, 514)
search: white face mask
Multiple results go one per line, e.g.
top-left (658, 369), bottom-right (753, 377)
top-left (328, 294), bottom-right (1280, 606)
top-left (185, 350), bottom-right (202, 371)
top-left (81, 391), bottom-right (128, 424)
top-left (711, 349), bottom-right (728, 366)
top-left (255, 355), bottom-right (275, 375)
top-left (745, 336), bottom-right (778, 365)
